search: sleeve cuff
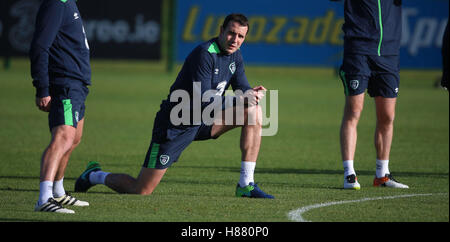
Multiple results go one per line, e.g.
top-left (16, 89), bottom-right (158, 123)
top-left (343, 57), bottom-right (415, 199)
top-left (36, 87), bottom-right (50, 98)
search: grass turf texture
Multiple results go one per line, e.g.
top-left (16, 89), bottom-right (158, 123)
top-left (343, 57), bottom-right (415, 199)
top-left (0, 58), bottom-right (448, 222)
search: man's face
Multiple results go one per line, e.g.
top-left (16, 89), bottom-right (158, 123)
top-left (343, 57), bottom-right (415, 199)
top-left (218, 21), bottom-right (248, 55)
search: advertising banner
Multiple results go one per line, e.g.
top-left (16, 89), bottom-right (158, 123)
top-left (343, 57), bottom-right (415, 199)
top-left (0, 0), bottom-right (162, 59)
top-left (176, 0), bottom-right (448, 69)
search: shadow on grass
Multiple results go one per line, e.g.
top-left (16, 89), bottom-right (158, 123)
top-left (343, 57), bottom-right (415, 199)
top-left (0, 176), bottom-right (114, 194)
top-left (173, 166), bottom-right (449, 178)
top-left (0, 166), bottom-right (447, 193)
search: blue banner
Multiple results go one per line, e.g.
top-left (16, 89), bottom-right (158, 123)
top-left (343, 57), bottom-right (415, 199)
top-left (176, 0), bottom-right (448, 69)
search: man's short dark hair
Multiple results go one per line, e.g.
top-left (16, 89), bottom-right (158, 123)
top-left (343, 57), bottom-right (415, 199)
top-left (222, 13), bottom-right (249, 33)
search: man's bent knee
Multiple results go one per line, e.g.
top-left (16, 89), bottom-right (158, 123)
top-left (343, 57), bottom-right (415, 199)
top-left (134, 167), bottom-right (166, 195)
top-left (136, 187), bottom-right (155, 195)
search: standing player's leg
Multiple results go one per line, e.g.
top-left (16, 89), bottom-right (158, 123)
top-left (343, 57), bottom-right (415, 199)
top-left (368, 55), bottom-right (408, 188)
top-left (340, 94), bottom-right (364, 190)
top-left (211, 104), bottom-right (274, 198)
top-left (40, 125), bottom-right (77, 183)
top-left (372, 97), bottom-right (408, 188)
top-left (340, 94), bottom-right (365, 163)
top-left (53, 118), bottom-right (89, 206)
top-left (36, 84), bottom-right (91, 212)
top-left (339, 55), bottom-right (370, 190)
top-left (374, 97), bottom-right (396, 162)
top-left (52, 84), bottom-right (91, 206)
top-left (35, 125), bottom-right (77, 213)
top-left (54, 118), bottom-right (84, 183)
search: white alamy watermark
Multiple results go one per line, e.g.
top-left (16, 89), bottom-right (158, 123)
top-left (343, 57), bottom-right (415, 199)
top-left (169, 82), bottom-right (278, 136)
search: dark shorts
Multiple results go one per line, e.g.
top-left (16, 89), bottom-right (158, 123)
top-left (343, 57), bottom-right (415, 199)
top-left (142, 111), bottom-right (216, 169)
top-left (339, 54), bottom-right (400, 98)
top-left (48, 80), bottom-right (89, 131)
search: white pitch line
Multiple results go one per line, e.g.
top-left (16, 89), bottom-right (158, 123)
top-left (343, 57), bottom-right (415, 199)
top-left (288, 193), bottom-right (445, 222)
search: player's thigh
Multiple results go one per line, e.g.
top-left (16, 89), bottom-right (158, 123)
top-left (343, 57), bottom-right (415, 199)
top-left (143, 128), bottom-right (197, 169)
top-left (343, 93), bottom-right (365, 118)
top-left (209, 105), bottom-right (239, 138)
top-left (137, 133), bottom-right (185, 194)
top-left (210, 122), bottom-right (238, 139)
top-left (210, 105), bottom-right (261, 138)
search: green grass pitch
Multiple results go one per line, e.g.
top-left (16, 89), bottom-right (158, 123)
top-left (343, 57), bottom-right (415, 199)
top-left (0, 58), bottom-right (448, 222)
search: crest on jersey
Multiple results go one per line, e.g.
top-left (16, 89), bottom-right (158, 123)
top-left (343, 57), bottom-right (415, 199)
top-left (160, 155), bottom-right (170, 166)
top-left (350, 80), bottom-right (359, 90)
top-left (229, 62), bottom-right (236, 74)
